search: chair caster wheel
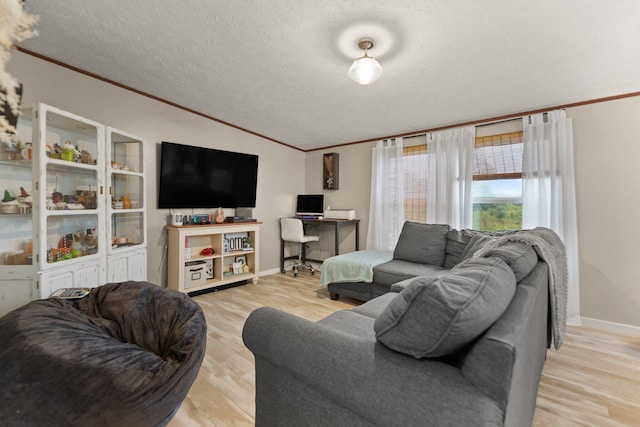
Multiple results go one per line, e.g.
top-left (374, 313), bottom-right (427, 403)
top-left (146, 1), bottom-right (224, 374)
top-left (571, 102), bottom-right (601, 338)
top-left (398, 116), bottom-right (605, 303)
top-left (311, 271), bottom-right (315, 275)
top-left (282, 269), bottom-right (286, 274)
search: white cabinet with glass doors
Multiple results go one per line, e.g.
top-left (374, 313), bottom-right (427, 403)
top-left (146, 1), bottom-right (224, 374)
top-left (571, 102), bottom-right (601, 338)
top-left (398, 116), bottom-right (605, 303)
top-left (32, 104), bottom-right (106, 297)
top-left (0, 103), bottom-right (147, 305)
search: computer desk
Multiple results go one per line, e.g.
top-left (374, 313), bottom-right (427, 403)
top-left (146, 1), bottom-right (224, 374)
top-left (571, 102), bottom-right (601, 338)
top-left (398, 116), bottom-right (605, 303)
top-left (280, 218), bottom-right (360, 271)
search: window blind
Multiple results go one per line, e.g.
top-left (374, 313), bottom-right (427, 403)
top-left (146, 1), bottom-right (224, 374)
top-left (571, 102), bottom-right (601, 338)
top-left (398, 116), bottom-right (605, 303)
top-left (402, 144), bottom-right (428, 223)
top-left (473, 131), bottom-right (523, 180)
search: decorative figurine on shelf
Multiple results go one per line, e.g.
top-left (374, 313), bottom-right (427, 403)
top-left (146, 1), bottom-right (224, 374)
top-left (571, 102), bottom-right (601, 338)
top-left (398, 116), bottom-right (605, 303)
top-left (243, 236), bottom-right (253, 250)
top-left (61, 141), bottom-right (77, 162)
top-left (2, 189), bottom-right (14, 202)
top-left (119, 196), bottom-right (131, 209)
top-left (214, 207), bottom-right (225, 224)
top-left (80, 150), bottom-right (92, 164)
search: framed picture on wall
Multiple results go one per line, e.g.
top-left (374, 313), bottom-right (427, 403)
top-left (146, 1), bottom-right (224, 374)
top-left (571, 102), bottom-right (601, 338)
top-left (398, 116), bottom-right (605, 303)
top-left (323, 152), bottom-right (339, 190)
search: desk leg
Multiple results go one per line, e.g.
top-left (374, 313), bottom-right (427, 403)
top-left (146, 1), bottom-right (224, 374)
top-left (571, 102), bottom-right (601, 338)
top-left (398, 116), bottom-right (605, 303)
top-left (280, 238), bottom-right (285, 273)
top-left (335, 224), bottom-right (340, 255)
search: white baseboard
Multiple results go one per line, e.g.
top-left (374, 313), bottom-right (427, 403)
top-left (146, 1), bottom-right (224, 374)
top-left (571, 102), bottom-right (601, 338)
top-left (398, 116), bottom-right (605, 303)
top-left (259, 268), bottom-right (282, 276)
top-left (580, 317), bottom-right (640, 336)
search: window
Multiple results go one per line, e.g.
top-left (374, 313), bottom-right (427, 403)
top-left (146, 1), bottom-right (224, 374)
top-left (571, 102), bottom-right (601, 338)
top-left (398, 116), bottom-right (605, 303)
top-left (402, 126), bottom-right (523, 231)
top-left (472, 130), bottom-right (523, 231)
top-left (403, 144), bottom-right (428, 223)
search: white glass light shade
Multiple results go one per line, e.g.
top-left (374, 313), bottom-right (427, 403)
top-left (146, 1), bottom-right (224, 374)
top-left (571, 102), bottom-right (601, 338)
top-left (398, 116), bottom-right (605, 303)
top-left (348, 55), bottom-right (383, 85)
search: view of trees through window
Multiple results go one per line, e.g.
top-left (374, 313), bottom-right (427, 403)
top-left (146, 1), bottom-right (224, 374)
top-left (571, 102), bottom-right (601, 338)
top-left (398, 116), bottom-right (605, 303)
top-left (472, 202), bottom-right (522, 231)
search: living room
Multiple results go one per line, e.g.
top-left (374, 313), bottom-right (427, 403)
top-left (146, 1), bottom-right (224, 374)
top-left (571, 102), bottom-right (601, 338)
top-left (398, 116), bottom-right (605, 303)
top-left (8, 44), bottom-right (640, 336)
top-left (2, 1), bottom-right (640, 426)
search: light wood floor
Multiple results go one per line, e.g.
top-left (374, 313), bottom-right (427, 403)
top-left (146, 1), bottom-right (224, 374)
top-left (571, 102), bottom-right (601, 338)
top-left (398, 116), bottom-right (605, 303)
top-left (169, 272), bottom-right (640, 427)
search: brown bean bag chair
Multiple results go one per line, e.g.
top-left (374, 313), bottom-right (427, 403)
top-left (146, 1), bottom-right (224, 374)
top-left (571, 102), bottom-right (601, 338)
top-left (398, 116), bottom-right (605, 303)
top-left (0, 281), bottom-right (207, 427)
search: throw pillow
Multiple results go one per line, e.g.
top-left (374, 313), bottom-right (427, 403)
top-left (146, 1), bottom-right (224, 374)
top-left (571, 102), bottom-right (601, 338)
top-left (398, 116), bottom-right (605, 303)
top-left (459, 232), bottom-right (493, 260)
top-left (374, 257), bottom-right (517, 358)
top-left (393, 222), bottom-right (450, 266)
top-left (480, 241), bottom-right (538, 281)
top-left (443, 229), bottom-right (475, 268)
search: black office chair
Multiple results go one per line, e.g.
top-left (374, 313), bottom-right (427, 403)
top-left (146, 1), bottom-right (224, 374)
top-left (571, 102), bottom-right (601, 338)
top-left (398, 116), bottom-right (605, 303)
top-left (280, 217), bottom-right (320, 277)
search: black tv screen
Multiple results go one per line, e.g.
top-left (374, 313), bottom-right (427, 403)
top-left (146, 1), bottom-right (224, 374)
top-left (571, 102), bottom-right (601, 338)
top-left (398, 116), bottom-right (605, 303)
top-left (158, 141), bottom-right (258, 209)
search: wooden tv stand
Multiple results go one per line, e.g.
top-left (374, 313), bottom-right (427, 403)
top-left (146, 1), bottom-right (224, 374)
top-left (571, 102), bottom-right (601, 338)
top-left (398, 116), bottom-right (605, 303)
top-left (166, 223), bottom-right (261, 294)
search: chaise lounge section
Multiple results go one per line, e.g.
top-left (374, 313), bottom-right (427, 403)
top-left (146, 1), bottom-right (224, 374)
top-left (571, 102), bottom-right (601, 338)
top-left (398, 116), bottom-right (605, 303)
top-left (325, 222), bottom-right (502, 302)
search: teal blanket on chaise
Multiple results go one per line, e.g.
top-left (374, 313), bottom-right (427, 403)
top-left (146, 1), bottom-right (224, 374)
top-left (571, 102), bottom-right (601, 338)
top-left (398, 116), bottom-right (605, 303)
top-left (319, 250), bottom-right (392, 286)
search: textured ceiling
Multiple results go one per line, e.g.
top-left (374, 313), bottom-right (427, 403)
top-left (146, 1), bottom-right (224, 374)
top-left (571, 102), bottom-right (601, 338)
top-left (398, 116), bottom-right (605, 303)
top-left (17, 0), bottom-right (640, 151)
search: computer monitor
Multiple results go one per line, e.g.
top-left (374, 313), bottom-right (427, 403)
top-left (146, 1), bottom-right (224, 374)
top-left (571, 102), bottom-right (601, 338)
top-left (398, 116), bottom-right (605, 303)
top-left (296, 194), bottom-right (324, 216)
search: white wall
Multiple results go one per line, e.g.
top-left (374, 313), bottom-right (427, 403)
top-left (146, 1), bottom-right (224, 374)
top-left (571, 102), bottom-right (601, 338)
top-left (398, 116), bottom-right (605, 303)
top-left (9, 51), bottom-right (305, 286)
top-left (568, 98), bottom-right (640, 328)
top-left (304, 143), bottom-right (375, 258)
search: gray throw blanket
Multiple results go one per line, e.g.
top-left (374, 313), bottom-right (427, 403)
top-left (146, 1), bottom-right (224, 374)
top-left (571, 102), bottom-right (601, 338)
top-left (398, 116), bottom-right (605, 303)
top-left (474, 227), bottom-right (568, 349)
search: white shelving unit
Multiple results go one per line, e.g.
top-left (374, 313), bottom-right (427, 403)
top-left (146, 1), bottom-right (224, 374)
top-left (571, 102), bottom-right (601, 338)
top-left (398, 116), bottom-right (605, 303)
top-left (105, 127), bottom-right (147, 282)
top-left (0, 103), bottom-right (147, 308)
top-left (32, 104), bottom-right (106, 297)
top-left (166, 223), bottom-right (260, 294)
top-left (0, 151), bottom-right (36, 315)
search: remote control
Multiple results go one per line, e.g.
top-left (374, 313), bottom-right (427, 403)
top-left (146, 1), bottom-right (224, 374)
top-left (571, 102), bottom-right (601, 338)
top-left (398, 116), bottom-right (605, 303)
top-left (49, 288), bottom-right (91, 299)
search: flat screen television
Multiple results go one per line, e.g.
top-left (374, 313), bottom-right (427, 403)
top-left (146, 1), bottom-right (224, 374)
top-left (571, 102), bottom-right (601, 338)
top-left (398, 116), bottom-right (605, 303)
top-left (158, 141), bottom-right (259, 209)
top-left (296, 194), bottom-right (324, 216)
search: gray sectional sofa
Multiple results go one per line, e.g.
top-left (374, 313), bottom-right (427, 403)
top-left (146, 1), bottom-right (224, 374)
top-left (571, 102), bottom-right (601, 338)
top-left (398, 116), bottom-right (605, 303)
top-left (327, 222), bottom-right (494, 301)
top-left (243, 222), bottom-right (565, 426)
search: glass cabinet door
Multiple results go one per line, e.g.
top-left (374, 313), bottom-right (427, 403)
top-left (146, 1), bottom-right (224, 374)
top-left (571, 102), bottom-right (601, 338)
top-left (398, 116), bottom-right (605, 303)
top-left (34, 104), bottom-right (105, 269)
top-left (0, 107), bottom-right (35, 267)
top-left (106, 128), bottom-right (146, 252)
top-left (0, 107), bottom-right (36, 314)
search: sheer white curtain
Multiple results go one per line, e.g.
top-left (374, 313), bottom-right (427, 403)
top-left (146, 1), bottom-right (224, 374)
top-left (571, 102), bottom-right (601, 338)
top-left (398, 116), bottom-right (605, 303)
top-left (522, 110), bottom-right (581, 325)
top-left (426, 126), bottom-right (475, 229)
top-left (366, 138), bottom-right (405, 251)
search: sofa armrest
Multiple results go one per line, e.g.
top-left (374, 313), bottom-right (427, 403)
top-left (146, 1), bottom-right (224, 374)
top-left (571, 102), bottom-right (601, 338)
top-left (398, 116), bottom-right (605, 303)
top-left (461, 262), bottom-right (549, 426)
top-left (243, 307), bottom-right (503, 426)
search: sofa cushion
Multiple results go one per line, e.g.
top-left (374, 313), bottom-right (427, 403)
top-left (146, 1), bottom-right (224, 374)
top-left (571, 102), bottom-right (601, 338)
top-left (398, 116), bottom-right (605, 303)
top-left (460, 232), bottom-right (493, 260)
top-left (443, 229), bottom-right (476, 268)
top-left (373, 257), bottom-right (517, 358)
top-left (351, 293), bottom-right (398, 319)
top-left (393, 222), bottom-right (450, 266)
top-left (372, 260), bottom-right (449, 287)
top-left (480, 241), bottom-right (539, 281)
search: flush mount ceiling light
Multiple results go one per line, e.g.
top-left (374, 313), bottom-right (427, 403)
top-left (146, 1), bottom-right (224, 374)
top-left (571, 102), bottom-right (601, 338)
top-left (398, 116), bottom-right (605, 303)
top-left (348, 38), bottom-right (383, 85)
